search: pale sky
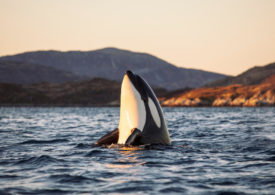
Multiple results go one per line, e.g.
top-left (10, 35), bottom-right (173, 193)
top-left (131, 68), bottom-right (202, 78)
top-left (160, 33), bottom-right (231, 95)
top-left (0, 0), bottom-right (275, 75)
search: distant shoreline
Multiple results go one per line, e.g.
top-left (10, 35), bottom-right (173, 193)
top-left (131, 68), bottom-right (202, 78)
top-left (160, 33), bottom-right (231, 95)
top-left (0, 104), bottom-right (273, 108)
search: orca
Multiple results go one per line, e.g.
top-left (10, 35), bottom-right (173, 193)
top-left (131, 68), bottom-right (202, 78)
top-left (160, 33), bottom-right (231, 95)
top-left (94, 70), bottom-right (171, 146)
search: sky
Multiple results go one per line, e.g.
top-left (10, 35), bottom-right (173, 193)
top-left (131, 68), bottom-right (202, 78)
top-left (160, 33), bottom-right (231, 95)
top-left (0, 0), bottom-right (274, 76)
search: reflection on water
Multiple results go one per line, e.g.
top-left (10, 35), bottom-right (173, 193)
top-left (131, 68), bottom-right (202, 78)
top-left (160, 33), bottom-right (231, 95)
top-left (107, 147), bottom-right (146, 169)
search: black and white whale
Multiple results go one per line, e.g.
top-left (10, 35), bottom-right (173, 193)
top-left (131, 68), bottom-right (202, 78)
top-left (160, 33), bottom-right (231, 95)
top-left (94, 70), bottom-right (171, 146)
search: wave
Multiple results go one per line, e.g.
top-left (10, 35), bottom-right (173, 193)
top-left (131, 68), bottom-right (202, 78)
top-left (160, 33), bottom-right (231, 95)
top-left (0, 174), bottom-right (20, 179)
top-left (74, 143), bottom-right (91, 149)
top-left (49, 174), bottom-right (101, 183)
top-left (0, 187), bottom-right (73, 195)
top-left (241, 137), bottom-right (275, 153)
top-left (14, 155), bottom-right (64, 166)
top-left (18, 139), bottom-right (69, 145)
top-left (85, 149), bottom-right (102, 157)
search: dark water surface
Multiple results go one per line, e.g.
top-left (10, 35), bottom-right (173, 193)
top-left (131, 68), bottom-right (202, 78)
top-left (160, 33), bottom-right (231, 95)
top-left (0, 107), bottom-right (274, 194)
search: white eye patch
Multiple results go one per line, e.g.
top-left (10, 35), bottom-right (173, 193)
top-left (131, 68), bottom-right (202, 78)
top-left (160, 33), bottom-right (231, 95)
top-left (148, 98), bottom-right (161, 128)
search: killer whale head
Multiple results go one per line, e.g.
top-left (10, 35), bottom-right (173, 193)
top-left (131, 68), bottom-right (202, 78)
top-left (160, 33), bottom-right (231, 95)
top-left (118, 70), bottom-right (171, 145)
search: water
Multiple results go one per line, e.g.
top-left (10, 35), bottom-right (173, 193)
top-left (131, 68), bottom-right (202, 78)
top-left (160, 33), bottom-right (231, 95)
top-left (0, 107), bottom-right (274, 195)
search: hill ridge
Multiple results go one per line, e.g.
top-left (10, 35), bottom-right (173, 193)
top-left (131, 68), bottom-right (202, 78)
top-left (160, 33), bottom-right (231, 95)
top-left (0, 47), bottom-right (226, 90)
top-left (205, 62), bottom-right (275, 87)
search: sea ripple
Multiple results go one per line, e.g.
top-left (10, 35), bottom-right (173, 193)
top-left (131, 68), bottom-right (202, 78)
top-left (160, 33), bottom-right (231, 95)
top-left (0, 107), bottom-right (274, 194)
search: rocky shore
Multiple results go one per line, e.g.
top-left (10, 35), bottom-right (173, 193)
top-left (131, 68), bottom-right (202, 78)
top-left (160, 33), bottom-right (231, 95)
top-left (161, 75), bottom-right (275, 107)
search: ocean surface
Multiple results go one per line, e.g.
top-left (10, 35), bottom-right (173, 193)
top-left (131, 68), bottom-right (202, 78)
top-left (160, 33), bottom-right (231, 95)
top-left (0, 107), bottom-right (274, 195)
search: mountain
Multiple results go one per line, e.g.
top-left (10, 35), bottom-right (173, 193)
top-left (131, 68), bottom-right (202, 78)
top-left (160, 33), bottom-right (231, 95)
top-left (0, 47), bottom-right (226, 90)
top-left (205, 62), bottom-right (275, 87)
top-left (0, 61), bottom-right (83, 84)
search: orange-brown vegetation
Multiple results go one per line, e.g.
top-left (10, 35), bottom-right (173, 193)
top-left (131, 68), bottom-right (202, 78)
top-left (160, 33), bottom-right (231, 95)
top-left (161, 74), bottom-right (275, 107)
